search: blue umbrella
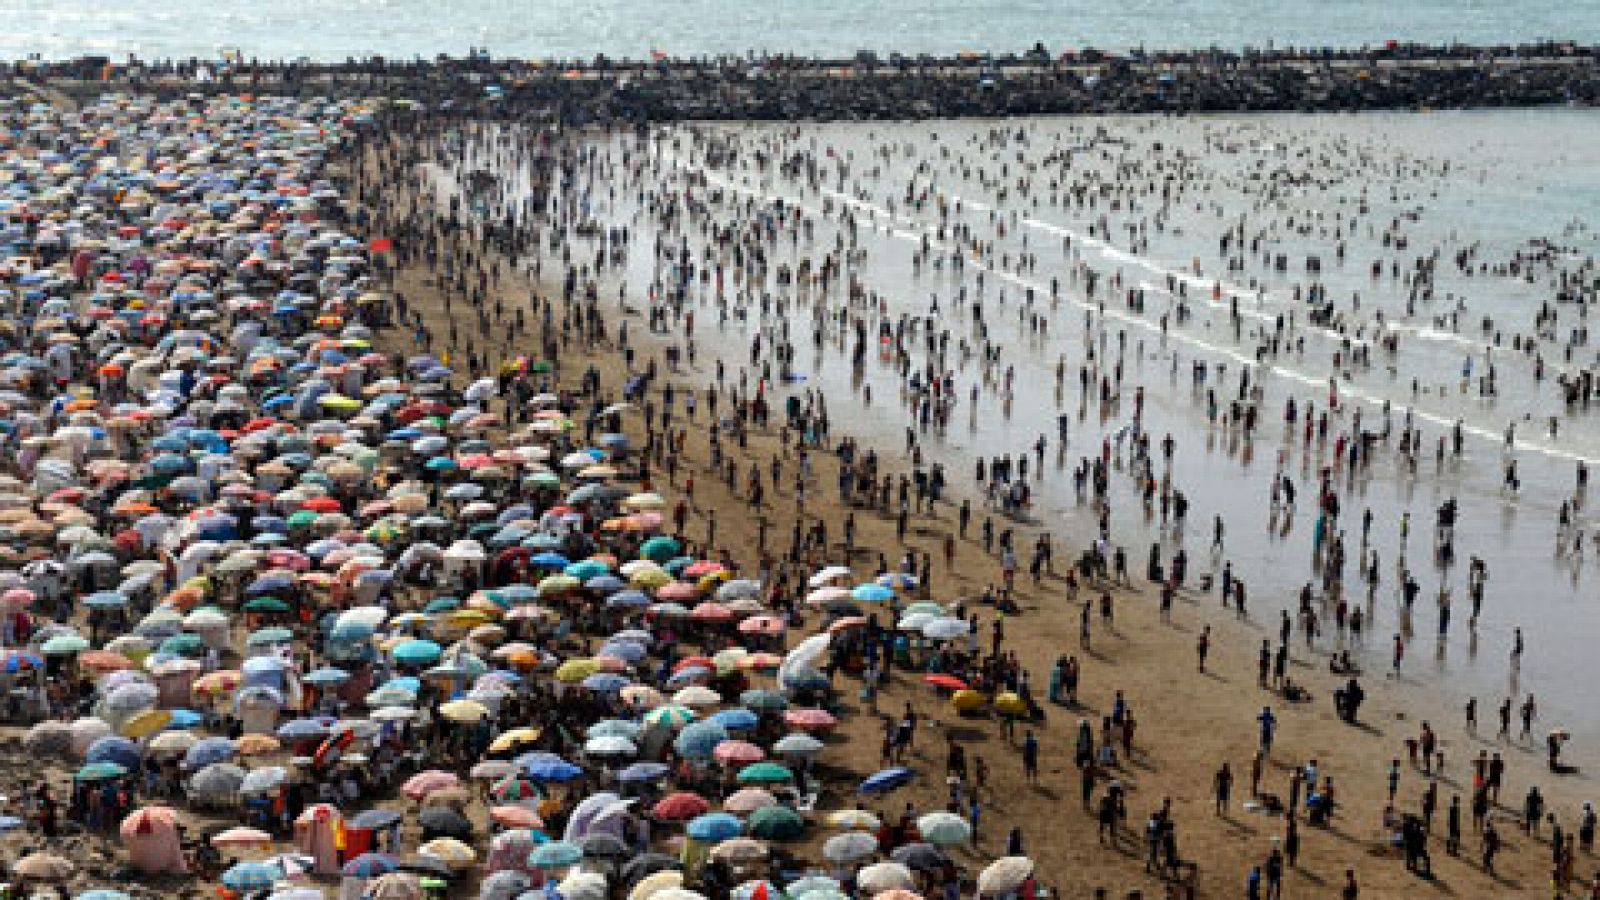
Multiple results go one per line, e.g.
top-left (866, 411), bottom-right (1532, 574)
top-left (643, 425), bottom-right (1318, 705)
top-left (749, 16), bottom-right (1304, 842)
top-left (585, 574), bottom-right (626, 593)
top-left (222, 862), bottom-right (282, 890)
top-left (246, 573), bottom-right (294, 594)
top-left (84, 736), bottom-right (140, 770)
top-left (392, 639), bottom-right (443, 665)
top-left (342, 853), bottom-right (399, 878)
top-left (581, 673), bottom-right (629, 693)
top-left (859, 766), bottom-right (916, 794)
top-left (276, 719), bottom-right (332, 740)
top-left (183, 736), bottom-right (238, 770)
top-left (597, 640), bottom-right (646, 664)
top-left (530, 552), bottom-right (570, 568)
top-left (709, 708), bottom-right (760, 731)
top-left (851, 584), bottom-right (894, 603)
top-left (165, 709), bottom-right (204, 730)
top-left (673, 722), bottom-right (729, 760)
top-left (687, 812), bottom-right (744, 842)
top-left (525, 759), bottom-right (584, 783)
top-left (605, 590), bottom-right (650, 610)
top-left (349, 809), bottom-right (403, 829)
top-left (617, 762), bottom-right (671, 784)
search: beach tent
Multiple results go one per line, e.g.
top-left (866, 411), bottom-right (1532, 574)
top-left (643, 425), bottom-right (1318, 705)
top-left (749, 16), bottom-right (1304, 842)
top-left (295, 803), bottom-right (345, 875)
top-left (120, 805), bottom-right (186, 874)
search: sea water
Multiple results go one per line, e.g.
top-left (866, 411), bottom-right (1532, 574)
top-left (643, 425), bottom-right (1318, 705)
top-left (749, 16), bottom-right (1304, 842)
top-left (3, 0), bottom-right (1596, 62)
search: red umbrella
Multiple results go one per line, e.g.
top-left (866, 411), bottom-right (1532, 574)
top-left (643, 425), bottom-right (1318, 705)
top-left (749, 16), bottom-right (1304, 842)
top-left (301, 497), bottom-right (341, 513)
top-left (651, 792), bottom-right (710, 822)
top-left (672, 656), bottom-right (716, 674)
top-left (922, 674), bottom-right (968, 691)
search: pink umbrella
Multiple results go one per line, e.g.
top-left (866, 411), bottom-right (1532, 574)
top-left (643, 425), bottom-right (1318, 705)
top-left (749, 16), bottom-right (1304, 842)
top-left (691, 602), bottom-right (733, 622)
top-left (402, 770), bottom-right (461, 801)
top-left (713, 740), bottom-right (766, 766)
top-left (490, 805), bottom-right (545, 829)
top-left (784, 708), bottom-right (839, 731)
top-left (722, 788), bottom-right (778, 814)
top-left (738, 616), bottom-right (786, 635)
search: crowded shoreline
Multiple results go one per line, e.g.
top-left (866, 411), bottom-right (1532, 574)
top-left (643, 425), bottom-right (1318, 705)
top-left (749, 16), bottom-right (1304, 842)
top-left (0, 50), bottom-right (1587, 900)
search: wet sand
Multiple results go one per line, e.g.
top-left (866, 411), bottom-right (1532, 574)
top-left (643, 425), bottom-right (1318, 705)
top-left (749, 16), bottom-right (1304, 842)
top-left (354, 117), bottom-right (1596, 897)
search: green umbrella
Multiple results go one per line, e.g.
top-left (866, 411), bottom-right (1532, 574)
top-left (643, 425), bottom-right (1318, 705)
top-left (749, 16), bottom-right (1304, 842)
top-left (286, 510), bottom-right (319, 528)
top-left (748, 804), bottom-right (805, 840)
top-left (640, 536), bottom-right (682, 563)
top-left (76, 761), bottom-right (128, 781)
top-left (243, 597), bottom-right (290, 615)
top-left (526, 472), bottom-right (561, 488)
top-left (40, 635), bottom-right (89, 655)
top-left (736, 762), bottom-right (794, 785)
top-left (529, 361), bottom-right (553, 374)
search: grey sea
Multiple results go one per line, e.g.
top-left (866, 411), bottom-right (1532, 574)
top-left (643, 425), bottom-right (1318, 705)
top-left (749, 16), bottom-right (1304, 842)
top-left (3, 0), bottom-right (1596, 62)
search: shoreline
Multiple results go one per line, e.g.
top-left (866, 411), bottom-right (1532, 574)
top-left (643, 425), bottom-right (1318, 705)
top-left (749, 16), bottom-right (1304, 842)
top-left (348, 117), bottom-right (1588, 897)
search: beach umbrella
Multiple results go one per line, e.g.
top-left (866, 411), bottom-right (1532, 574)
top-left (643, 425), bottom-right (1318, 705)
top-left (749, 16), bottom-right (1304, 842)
top-left (821, 830), bottom-right (879, 862)
top-left (76, 762), bottom-right (129, 781)
top-left (480, 871), bottom-right (533, 900)
top-left (652, 792), bottom-right (710, 822)
top-left (709, 709), bottom-right (760, 731)
top-left (891, 842), bottom-right (949, 873)
top-left (686, 812), bottom-right (743, 843)
top-left (580, 833), bottom-right (629, 859)
top-left (561, 871), bottom-right (610, 900)
top-left (746, 805), bottom-right (804, 840)
top-left (190, 763), bottom-right (246, 797)
top-left (240, 767), bottom-right (289, 795)
top-left (584, 735), bottom-right (638, 758)
top-left (916, 812), bottom-right (972, 846)
top-left (712, 740), bottom-right (766, 766)
top-left (859, 767), bottom-right (915, 795)
top-left (620, 854), bottom-right (681, 885)
top-left (856, 862), bottom-right (915, 894)
top-left (628, 870), bottom-right (685, 900)
top-left (772, 733), bottom-right (826, 758)
top-left (343, 853), bottom-right (399, 878)
top-left (182, 736), bottom-right (237, 770)
top-left (392, 639), bottom-right (442, 665)
top-left (419, 837), bottom-right (477, 870)
top-left (402, 770), bottom-right (460, 800)
top-left (618, 762), bottom-right (671, 785)
top-left (525, 758), bottom-right (583, 783)
top-left (786, 875), bottom-right (842, 898)
top-left (222, 861), bottom-right (281, 891)
top-left (528, 840), bottom-right (583, 870)
top-left (739, 689), bottom-right (787, 713)
top-left (643, 704), bottom-right (694, 728)
top-left (708, 837), bottom-right (768, 863)
top-left (489, 805), bottom-right (544, 829)
top-left (419, 807), bottom-right (473, 841)
top-left (85, 736), bottom-right (141, 770)
top-left (850, 584), bottom-right (893, 603)
top-left (976, 857), bottom-right (1034, 895)
top-left (736, 762), bottom-right (793, 785)
top-left (212, 826), bottom-right (275, 852)
top-left (722, 788), bottom-right (778, 814)
top-left (923, 617), bottom-right (970, 641)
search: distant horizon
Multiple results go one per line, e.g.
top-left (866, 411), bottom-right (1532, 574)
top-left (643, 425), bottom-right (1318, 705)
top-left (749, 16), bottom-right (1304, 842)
top-left (3, 0), bottom-right (1595, 65)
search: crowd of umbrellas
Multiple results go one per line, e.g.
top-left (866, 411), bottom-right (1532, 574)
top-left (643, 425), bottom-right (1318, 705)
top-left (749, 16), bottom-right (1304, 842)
top-left (0, 93), bottom-right (1040, 900)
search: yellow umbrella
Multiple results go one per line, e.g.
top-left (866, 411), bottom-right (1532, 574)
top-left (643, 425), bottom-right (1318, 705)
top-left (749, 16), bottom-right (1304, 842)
top-left (120, 708), bottom-right (172, 739)
top-left (993, 691), bottom-right (1028, 717)
top-left (631, 569), bottom-right (671, 589)
top-left (439, 700), bottom-right (490, 723)
top-left (622, 492), bottom-right (665, 511)
top-left (488, 727), bottom-right (542, 755)
top-left (951, 690), bottom-right (985, 713)
top-left (555, 659), bottom-right (600, 683)
top-left (237, 734), bottom-right (282, 757)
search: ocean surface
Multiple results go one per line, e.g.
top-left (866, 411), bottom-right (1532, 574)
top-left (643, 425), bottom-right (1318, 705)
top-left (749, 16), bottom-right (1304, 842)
top-left (4, 0), bottom-right (1597, 62)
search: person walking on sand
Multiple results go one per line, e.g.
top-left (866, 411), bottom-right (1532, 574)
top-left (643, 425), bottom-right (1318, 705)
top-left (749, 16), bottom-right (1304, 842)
top-left (1214, 762), bottom-right (1233, 815)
